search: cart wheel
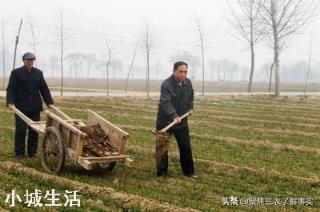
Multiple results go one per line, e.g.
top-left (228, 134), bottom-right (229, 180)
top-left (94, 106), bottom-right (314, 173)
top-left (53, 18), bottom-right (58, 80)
top-left (41, 127), bottom-right (65, 174)
top-left (106, 162), bottom-right (116, 171)
top-left (99, 161), bottom-right (116, 172)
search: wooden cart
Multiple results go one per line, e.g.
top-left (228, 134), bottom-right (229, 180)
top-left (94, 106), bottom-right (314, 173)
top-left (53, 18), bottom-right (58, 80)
top-left (11, 105), bottom-right (133, 174)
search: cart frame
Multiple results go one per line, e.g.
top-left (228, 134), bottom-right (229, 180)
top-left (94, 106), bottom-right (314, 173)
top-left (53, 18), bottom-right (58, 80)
top-left (11, 105), bottom-right (133, 174)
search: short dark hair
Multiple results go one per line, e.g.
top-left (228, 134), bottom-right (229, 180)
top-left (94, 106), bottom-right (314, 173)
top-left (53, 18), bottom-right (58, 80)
top-left (173, 61), bottom-right (188, 70)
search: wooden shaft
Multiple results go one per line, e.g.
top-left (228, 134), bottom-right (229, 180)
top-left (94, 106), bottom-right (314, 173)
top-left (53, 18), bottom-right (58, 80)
top-left (10, 105), bottom-right (45, 134)
top-left (45, 110), bottom-right (87, 137)
top-left (10, 105), bottom-right (33, 124)
top-left (160, 112), bottom-right (190, 133)
top-left (49, 105), bottom-right (73, 120)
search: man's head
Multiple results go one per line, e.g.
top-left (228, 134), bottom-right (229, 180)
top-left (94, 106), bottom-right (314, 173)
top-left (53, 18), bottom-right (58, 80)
top-left (173, 61), bottom-right (188, 82)
top-left (22, 52), bottom-right (36, 70)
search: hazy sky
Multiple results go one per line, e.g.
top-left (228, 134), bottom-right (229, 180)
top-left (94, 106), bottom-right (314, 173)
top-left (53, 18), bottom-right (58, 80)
top-left (1, 0), bottom-right (319, 79)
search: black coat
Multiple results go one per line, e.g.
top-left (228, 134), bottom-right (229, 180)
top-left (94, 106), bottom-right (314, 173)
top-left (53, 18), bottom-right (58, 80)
top-left (156, 75), bottom-right (194, 130)
top-left (6, 66), bottom-right (54, 112)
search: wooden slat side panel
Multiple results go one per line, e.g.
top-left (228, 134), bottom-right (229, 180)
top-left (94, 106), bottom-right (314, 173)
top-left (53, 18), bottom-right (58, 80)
top-left (87, 110), bottom-right (129, 154)
top-left (75, 134), bottom-right (85, 158)
top-left (79, 155), bottom-right (129, 163)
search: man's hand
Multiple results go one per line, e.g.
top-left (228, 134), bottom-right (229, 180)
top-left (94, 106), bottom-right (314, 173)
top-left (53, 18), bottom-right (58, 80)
top-left (48, 104), bottom-right (54, 108)
top-left (189, 110), bottom-right (193, 116)
top-left (174, 116), bottom-right (182, 124)
top-left (7, 104), bottom-right (15, 110)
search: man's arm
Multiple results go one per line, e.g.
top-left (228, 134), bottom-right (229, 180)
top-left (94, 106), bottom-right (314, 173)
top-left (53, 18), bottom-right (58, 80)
top-left (39, 72), bottom-right (54, 107)
top-left (6, 71), bottom-right (18, 108)
top-left (188, 80), bottom-right (194, 112)
top-left (159, 84), bottom-right (177, 121)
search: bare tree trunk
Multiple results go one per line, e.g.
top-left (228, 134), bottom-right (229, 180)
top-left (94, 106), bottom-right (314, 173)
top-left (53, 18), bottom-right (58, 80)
top-left (269, 0), bottom-right (280, 97)
top-left (87, 68), bottom-right (90, 78)
top-left (125, 43), bottom-right (137, 93)
top-left (1, 17), bottom-right (5, 88)
top-left (75, 63), bottom-right (78, 79)
top-left (268, 59), bottom-right (274, 92)
top-left (105, 62), bottom-right (109, 96)
top-left (144, 22), bottom-right (152, 97)
top-left (105, 40), bottom-right (112, 96)
top-left (29, 15), bottom-right (37, 67)
top-left (86, 61), bottom-right (92, 78)
top-left (101, 36), bottom-right (115, 96)
top-left (59, 11), bottom-right (64, 97)
top-left (106, 61), bottom-right (110, 96)
top-left (248, 6), bottom-right (255, 93)
top-left (304, 34), bottom-right (313, 95)
top-left (12, 19), bottom-right (23, 70)
top-left (146, 27), bottom-right (150, 97)
top-left (248, 40), bottom-right (255, 92)
top-left (51, 64), bottom-right (54, 78)
top-left (105, 49), bottom-right (111, 96)
top-left (260, 0), bottom-right (316, 96)
top-left (196, 17), bottom-right (205, 96)
top-left (274, 38), bottom-right (280, 97)
top-left (146, 50), bottom-right (150, 96)
top-left (86, 65), bottom-right (90, 78)
top-left (200, 41), bottom-right (205, 95)
top-left (226, 0), bottom-right (264, 93)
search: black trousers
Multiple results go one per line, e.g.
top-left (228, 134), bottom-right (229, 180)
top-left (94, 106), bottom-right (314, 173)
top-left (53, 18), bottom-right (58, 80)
top-left (156, 125), bottom-right (195, 176)
top-left (15, 111), bottom-right (40, 156)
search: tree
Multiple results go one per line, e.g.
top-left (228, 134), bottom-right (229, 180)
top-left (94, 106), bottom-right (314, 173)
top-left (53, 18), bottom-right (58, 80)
top-left (101, 36), bottom-right (115, 96)
top-left (27, 13), bottom-right (38, 67)
top-left (195, 17), bottom-right (206, 95)
top-left (58, 8), bottom-right (65, 96)
top-left (110, 58), bottom-right (123, 79)
top-left (304, 34), bottom-right (313, 94)
top-left (1, 13), bottom-right (6, 88)
top-left (93, 59), bottom-right (105, 78)
top-left (212, 59), bottom-right (239, 81)
top-left (85, 53), bottom-right (96, 78)
top-left (65, 53), bottom-right (81, 79)
top-left (143, 22), bottom-right (154, 97)
top-left (260, 0), bottom-right (317, 96)
top-left (65, 52), bottom-right (90, 79)
top-left (12, 19), bottom-right (23, 70)
top-left (268, 59), bottom-right (274, 92)
top-left (125, 42), bottom-right (138, 93)
top-left (49, 55), bottom-right (59, 78)
top-left (226, 0), bottom-right (265, 92)
top-left (208, 58), bottom-right (216, 81)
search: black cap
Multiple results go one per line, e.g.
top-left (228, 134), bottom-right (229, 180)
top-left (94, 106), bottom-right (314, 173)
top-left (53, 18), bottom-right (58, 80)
top-left (22, 52), bottom-right (36, 60)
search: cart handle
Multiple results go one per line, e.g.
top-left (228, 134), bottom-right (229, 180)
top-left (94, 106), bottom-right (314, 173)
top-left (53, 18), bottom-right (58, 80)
top-left (9, 105), bottom-right (34, 124)
top-left (49, 105), bottom-right (73, 121)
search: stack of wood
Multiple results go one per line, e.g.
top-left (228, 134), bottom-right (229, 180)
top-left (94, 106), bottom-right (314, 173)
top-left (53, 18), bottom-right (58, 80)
top-left (80, 124), bottom-right (118, 157)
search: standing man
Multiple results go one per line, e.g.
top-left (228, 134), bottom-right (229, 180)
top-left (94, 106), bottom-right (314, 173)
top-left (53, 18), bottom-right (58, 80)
top-left (156, 61), bottom-right (197, 179)
top-left (6, 52), bottom-right (54, 159)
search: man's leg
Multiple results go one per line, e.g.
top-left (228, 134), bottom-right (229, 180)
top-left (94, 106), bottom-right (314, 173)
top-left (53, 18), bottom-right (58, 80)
top-left (26, 112), bottom-right (40, 157)
top-left (173, 125), bottom-right (195, 176)
top-left (14, 114), bottom-right (27, 157)
top-left (155, 132), bottom-right (171, 176)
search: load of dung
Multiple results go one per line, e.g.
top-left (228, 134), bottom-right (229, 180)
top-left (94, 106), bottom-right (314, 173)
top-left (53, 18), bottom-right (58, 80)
top-left (80, 124), bottom-right (118, 157)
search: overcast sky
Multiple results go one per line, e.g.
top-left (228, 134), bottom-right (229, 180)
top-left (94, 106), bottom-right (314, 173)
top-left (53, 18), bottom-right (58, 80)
top-left (1, 0), bottom-right (319, 80)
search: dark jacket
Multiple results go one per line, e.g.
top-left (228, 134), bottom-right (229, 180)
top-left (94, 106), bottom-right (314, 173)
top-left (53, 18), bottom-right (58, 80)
top-left (6, 66), bottom-right (54, 112)
top-left (156, 75), bottom-right (194, 130)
